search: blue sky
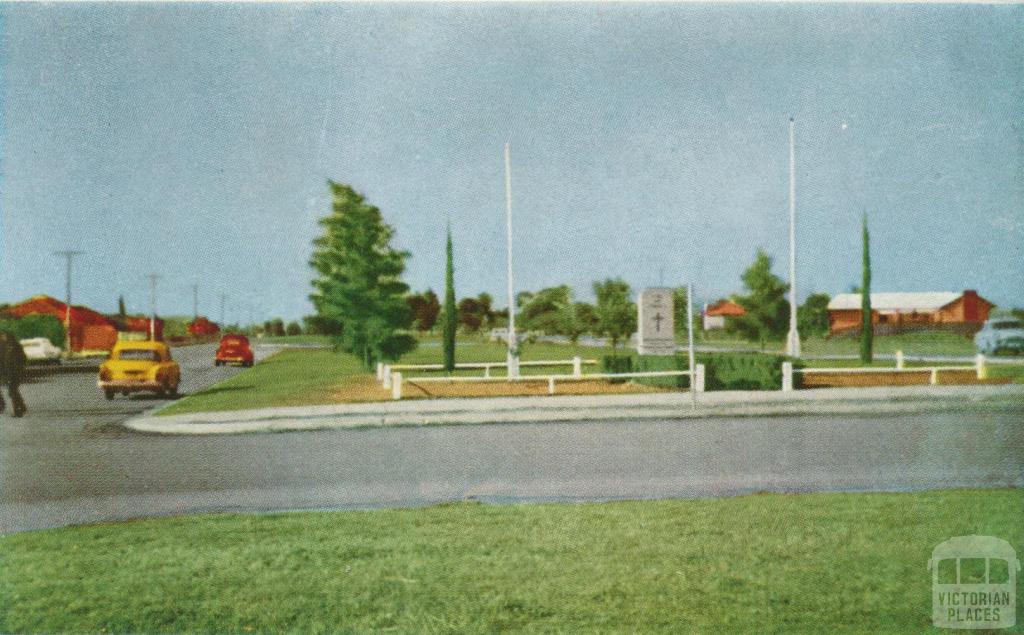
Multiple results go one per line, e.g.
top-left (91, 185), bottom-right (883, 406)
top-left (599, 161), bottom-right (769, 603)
top-left (1, 3), bottom-right (1021, 322)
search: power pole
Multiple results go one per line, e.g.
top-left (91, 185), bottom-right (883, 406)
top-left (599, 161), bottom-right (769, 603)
top-left (192, 284), bottom-right (199, 320)
top-left (786, 117), bottom-right (801, 357)
top-left (504, 141), bottom-right (519, 378)
top-left (219, 294), bottom-right (227, 326)
top-left (687, 283), bottom-right (696, 408)
top-left (146, 274), bottom-right (161, 341)
top-left (53, 250), bottom-right (84, 355)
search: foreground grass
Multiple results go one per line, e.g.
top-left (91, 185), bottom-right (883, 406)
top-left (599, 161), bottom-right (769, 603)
top-left (1, 489), bottom-right (1020, 633)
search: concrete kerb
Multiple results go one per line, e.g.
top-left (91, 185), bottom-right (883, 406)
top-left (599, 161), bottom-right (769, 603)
top-left (123, 384), bottom-right (1024, 435)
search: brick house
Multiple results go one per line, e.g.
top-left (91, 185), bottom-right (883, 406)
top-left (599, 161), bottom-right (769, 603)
top-left (826, 290), bottom-right (993, 336)
top-left (7, 295), bottom-right (118, 352)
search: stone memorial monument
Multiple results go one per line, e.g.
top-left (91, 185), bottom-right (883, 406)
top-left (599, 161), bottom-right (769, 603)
top-left (637, 287), bottom-right (675, 356)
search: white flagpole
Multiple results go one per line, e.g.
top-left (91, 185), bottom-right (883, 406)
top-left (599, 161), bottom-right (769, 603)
top-left (504, 142), bottom-right (519, 378)
top-left (786, 117), bottom-right (801, 357)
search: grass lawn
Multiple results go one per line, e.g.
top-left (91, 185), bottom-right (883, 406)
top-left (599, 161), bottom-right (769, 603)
top-left (2, 489), bottom-right (1020, 633)
top-left (801, 331), bottom-right (978, 357)
top-left (161, 339), bottom-right (633, 415)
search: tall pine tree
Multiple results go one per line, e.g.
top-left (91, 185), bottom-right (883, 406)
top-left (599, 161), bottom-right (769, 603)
top-left (860, 213), bottom-right (873, 364)
top-left (442, 226), bottom-right (457, 372)
top-left (309, 181), bottom-right (415, 368)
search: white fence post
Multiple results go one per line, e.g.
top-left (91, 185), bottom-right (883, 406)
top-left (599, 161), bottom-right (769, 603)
top-left (976, 354), bottom-right (987, 380)
top-left (929, 368), bottom-right (938, 385)
top-left (382, 365), bottom-right (392, 389)
top-left (484, 365), bottom-right (491, 378)
top-left (376, 362), bottom-right (385, 381)
top-left (895, 350), bottom-right (904, 370)
top-left (572, 356), bottom-right (582, 378)
top-left (694, 364), bottom-right (705, 393)
top-left (391, 372), bottom-right (403, 400)
top-left (782, 361), bottom-right (793, 392)
top-left (548, 377), bottom-right (555, 395)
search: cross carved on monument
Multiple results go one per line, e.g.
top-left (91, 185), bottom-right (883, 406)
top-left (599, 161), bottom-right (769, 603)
top-left (653, 312), bottom-right (663, 332)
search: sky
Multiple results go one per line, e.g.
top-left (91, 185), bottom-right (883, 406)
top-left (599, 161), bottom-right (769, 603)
top-left (0, 3), bottom-right (1021, 323)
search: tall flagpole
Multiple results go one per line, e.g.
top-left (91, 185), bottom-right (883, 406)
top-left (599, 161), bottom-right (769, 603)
top-left (504, 142), bottom-right (519, 378)
top-left (786, 117), bottom-right (801, 357)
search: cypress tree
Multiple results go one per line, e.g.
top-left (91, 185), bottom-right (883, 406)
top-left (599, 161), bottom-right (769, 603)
top-left (860, 213), bottom-right (873, 364)
top-left (442, 227), bottom-right (457, 372)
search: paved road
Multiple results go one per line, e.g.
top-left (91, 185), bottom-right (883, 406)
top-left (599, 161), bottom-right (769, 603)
top-left (3, 342), bottom-right (1022, 534)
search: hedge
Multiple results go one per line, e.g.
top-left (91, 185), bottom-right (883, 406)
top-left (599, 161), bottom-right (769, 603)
top-left (0, 314), bottom-right (66, 347)
top-left (628, 352), bottom-right (805, 391)
top-left (601, 355), bottom-right (633, 383)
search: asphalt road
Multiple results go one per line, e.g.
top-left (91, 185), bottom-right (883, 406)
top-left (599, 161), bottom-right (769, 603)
top-left (1, 345), bottom-right (1022, 534)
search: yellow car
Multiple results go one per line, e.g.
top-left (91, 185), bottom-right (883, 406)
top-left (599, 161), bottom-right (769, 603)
top-left (98, 340), bottom-right (181, 400)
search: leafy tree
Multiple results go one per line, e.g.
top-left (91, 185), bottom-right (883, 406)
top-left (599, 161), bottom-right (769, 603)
top-left (561, 301), bottom-right (598, 344)
top-left (477, 293), bottom-right (495, 329)
top-left (860, 213), bottom-right (873, 364)
top-left (457, 297), bottom-right (484, 333)
top-left (798, 293), bottom-right (832, 339)
top-left (285, 321), bottom-right (302, 336)
top-left (263, 318), bottom-right (285, 337)
top-left (407, 290), bottom-right (440, 332)
top-left (309, 181), bottom-right (415, 368)
top-left (442, 228), bottom-right (457, 372)
top-left (728, 250), bottom-right (790, 349)
top-left (1012, 308), bottom-right (1024, 323)
top-left (303, 314), bottom-right (342, 336)
top-left (520, 286), bottom-right (571, 334)
top-left (593, 278), bottom-right (636, 354)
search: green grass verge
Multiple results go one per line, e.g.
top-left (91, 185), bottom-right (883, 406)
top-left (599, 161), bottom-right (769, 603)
top-left (2, 489), bottom-right (1020, 633)
top-left (801, 331), bottom-right (978, 357)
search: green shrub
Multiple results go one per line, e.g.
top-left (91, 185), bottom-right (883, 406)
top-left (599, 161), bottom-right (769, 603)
top-left (286, 321), bottom-right (302, 336)
top-left (636, 354), bottom-right (690, 388)
top-left (699, 353), bottom-right (795, 391)
top-left (601, 355), bottom-right (633, 383)
top-left (0, 314), bottom-right (66, 347)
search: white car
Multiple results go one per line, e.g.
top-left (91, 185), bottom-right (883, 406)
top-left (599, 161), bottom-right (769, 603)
top-left (19, 337), bottom-right (63, 364)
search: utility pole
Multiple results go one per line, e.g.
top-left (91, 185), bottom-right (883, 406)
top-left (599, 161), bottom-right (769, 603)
top-left (219, 294), bottom-right (227, 326)
top-left (786, 117), bottom-right (801, 357)
top-left (192, 284), bottom-right (199, 320)
top-left (146, 274), bottom-right (161, 341)
top-left (54, 250), bottom-right (84, 355)
top-left (504, 141), bottom-right (519, 378)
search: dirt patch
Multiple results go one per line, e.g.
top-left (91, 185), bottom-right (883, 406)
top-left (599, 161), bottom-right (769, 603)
top-left (330, 378), bottom-right (672, 401)
top-left (801, 370), bottom-right (1010, 389)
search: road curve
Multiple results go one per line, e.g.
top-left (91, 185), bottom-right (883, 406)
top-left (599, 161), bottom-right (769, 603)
top-left (2, 359), bottom-right (1021, 533)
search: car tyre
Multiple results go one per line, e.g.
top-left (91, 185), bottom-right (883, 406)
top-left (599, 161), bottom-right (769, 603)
top-left (104, 389), bottom-right (114, 400)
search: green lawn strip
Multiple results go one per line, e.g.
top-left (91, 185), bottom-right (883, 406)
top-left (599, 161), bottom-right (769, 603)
top-left (801, 332), bottom-right (977, 357)
top-left (2, 489), bottom-right (1020, 633)
top-left (160, 349), bottom-right (367, 415)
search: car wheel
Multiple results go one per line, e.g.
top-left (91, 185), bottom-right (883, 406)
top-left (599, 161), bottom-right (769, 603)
top-left (104, 389), bottom-right (114, 400)
top-left (169, 383), bottom-right (179, 398)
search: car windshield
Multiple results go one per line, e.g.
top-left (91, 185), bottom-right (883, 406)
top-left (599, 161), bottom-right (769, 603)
top-left (222, 338), bottom-right (247, 347)
top-left (118, 349), bottom-right (161, 361)
top-left (994, 321), bottom-right (1022, 330)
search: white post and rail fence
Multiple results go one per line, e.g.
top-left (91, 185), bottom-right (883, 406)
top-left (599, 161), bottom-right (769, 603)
top-left (379, 358), bottom-right (706, 400)
top-left (782, 351), bottom-right (988, 392)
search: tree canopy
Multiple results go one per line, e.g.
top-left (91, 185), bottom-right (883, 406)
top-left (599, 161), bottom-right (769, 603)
top-left (593, 278), bottom-right (636, 352)
top-left (309, 181), bottom-right (415, 367)
top-left (728, 250), bottom-right (790, 348)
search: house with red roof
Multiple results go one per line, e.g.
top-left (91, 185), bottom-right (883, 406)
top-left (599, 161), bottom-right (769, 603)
top-left (6, 295), bottom-right (118, 353)
top-left (702, 299), bottom-right (747, 331)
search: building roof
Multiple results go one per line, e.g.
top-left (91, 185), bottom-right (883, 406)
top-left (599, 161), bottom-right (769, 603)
top-left (7, 295), bottom-right (115, 326)
top-left (828, 292), bottom-right (963, 312)
top-left (704, 299), bottom-right (747, 317)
